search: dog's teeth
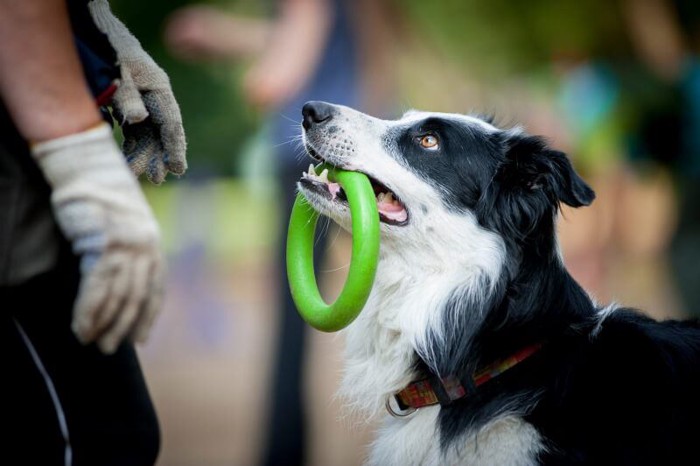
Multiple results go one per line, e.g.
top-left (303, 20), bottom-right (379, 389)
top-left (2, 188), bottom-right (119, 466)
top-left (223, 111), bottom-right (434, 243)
top-left (308, 164), bottom-right (317, 177)
top-left (377, 192), bottom-right (385, 202)
top-left (319, 168), bottom-right (329, 183)
top-left (384, 192), bottom-right (394, 203)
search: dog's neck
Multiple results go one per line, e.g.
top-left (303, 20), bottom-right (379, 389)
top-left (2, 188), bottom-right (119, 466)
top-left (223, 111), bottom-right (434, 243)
top-left (339, 214), bottom-right (596, 420)
top-left (339, 211), bottom-right (505, 417)
top-left (340, 235), bottom-right (503, 417)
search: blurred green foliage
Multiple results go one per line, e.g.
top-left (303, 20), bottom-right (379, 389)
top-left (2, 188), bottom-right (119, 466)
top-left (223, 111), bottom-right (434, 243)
top-left (400, 0), bottom-right (631, 78)
top-left (108, 0), bottom-right (636, 177)
top-left (107, 0), bottom-right (698, 178)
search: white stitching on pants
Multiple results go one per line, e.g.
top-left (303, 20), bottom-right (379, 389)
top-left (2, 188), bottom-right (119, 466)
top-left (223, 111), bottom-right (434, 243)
top-left (14, 318), bottom-right (72, 466)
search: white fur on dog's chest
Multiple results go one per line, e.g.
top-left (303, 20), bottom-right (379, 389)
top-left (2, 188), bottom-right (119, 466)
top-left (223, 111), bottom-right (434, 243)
top-left (338, 208), bottom-right (518, 463)
top-left (368, 410), bottom-right (542, 466)
top-left (339, 219), bottom-right (506, 415)
top-left (340, 257), bottom-right (453, 415)
top-left (342, 296), bottom-right (543, 465)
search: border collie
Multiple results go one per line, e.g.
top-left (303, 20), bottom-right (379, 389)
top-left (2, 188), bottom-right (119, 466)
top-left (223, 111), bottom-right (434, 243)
top-left (296, 101), bottom-right (700, 465)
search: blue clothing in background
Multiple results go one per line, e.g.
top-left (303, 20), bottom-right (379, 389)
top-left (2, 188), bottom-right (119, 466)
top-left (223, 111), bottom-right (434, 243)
top-left (271, 0), bottom-right (360, 163)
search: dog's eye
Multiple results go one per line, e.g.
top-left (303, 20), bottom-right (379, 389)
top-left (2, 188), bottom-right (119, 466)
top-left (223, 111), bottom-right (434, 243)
top-left (418, 134), bottom-right (439, 151)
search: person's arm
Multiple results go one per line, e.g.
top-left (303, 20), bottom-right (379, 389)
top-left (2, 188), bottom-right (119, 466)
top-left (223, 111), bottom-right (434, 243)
top-left (164, 5), bottom-right (272, 62)
top-left (621, 0), bottom-right (687, 81)
top-left (0, 0), bottom-right (164, 355)
top-left (163, 0), bottom-right (331, 110)
top-left (243, 0), bottom-right (332, 110)
top-left (0, 0), bottom-right (103, 142)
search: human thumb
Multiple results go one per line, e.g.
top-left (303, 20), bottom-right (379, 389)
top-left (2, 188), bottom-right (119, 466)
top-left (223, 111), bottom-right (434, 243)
top-left (113, 71), bottom-right (148, 124)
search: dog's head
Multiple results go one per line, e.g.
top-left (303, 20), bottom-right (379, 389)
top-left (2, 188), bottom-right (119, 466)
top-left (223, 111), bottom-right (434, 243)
top-left (298, 101), bottom-right (594, 258)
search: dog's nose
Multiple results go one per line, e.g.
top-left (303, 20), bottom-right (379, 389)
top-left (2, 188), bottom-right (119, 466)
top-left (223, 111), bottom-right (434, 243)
top-left (302, 101), bottom-right (334, 130)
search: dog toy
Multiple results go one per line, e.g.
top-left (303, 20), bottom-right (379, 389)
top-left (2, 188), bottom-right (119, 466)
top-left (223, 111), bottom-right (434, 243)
top-left (286, 165), bottom-right (380, 332)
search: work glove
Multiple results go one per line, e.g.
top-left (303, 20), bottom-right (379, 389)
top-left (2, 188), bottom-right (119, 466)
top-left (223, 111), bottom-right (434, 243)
top-left (88, 0), bottom-right (187, 185)
top-left (31, 123), bottom-right (164, 354)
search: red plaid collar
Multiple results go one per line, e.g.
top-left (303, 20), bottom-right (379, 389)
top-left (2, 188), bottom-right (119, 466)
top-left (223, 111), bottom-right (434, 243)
top-left (387, 342), bottom-right (544, 417)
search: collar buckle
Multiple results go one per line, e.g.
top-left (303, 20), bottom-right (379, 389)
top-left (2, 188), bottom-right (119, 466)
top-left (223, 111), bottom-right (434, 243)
top-left (385, 395), bottom-right (417, 418)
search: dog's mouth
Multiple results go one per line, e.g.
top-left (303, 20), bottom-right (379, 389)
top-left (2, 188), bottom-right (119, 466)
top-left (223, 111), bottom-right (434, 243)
top-left (299, 147), bottom-right (409, 226)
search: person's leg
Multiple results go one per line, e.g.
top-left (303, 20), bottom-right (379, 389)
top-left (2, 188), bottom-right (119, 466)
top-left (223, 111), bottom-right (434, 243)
top-left (261, 163), bottom-right (309, 466)
top-left (669, 177), bottom-right (700, 316)
top-left (3, 304), bottom-right (66, 465)
top-left (261, 162), bottom-right (334, 466)
top-left (2, 252), bottom-right (160, 466)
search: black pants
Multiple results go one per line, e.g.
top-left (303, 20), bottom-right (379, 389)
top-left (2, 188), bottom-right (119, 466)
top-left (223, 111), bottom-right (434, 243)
top-left (669, 177), bottom-right (700, 317)
top-left (1, 252), bottom-right (160, 466)
top-left (260, 163), bottom-right (336, 466)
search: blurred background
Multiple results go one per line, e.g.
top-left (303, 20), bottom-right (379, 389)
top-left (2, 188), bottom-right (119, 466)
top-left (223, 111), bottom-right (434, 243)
top-left (108, 0), bottom-right (700, 464)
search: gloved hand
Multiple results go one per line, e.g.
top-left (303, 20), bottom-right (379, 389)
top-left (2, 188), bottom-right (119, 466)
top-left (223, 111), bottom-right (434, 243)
top-left (31, 123), bottom-right (164, 354)
top-left (88, 0), bottom-right (187, 185)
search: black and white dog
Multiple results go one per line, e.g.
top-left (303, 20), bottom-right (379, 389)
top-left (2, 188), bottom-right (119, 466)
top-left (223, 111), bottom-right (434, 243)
top-left (297, 101), bottom-right (700, 465)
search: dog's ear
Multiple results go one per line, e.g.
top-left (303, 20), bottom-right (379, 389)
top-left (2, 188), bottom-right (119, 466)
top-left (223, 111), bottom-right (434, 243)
top-left (499, 134), bottom-right (595, 208)
top-left (477, 133), bottom-right (595, 242)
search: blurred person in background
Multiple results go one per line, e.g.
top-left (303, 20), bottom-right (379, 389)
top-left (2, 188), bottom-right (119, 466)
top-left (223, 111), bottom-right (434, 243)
top-left (0, 0), bottom-right (186, 464)
top-left (544, 0), bottom-right (699, 318)
top-left (165, 0), bottom-right (397, 464)
top-left (619, 0), bottom-right (700, 317)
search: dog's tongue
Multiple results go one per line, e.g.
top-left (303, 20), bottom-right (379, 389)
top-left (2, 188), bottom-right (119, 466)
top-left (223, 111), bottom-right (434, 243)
top-left (329, 182), bottom-right (341, 200)
top-left (377, 197), bottom-right (408, 223)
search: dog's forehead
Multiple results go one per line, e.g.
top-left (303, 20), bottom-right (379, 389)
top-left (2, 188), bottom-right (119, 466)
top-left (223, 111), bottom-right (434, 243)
top-left (398, 109), bottom-right (499, 133)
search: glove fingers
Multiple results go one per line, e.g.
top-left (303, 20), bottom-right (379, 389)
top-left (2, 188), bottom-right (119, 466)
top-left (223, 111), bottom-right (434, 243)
top-left (146, 157), bottom-right (167, 185)
top-left (131, 255), bottom-right (165, 344)
top-left (77, 250), bottom-right (131, 345)
top-left (143, 91), bottom-right (187, 176)
top-left (122, 123), bottom-right (160, 178)
top-left (113, 71), bottom-right (149, 124)
top-left (89, 252), bottom-right (132, 344)
top-left (98, 253), bottom-right (151, 354)
top-left (72, 254), bottom-right (118, 343)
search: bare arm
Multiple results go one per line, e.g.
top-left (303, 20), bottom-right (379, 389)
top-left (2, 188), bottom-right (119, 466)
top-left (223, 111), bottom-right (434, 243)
top-left (620, 0), bottom-right (687, 81)
top-left (243, 0), bottom-right (332, 109)
top-left (0, 0), bottom-right (102, 142)
top-left (164, 5), bottom-right (272, 61)
top-left (164, 0), bottom-right (332, 110)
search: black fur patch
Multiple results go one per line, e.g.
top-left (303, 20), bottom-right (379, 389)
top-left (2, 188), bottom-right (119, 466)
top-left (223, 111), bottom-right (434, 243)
top-left (388, 117), bottom-right (503, 211)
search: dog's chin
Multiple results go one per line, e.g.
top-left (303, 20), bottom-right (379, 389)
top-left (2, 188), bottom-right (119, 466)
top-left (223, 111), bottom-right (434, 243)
top-left (297, 179), bottom-right (353, 230)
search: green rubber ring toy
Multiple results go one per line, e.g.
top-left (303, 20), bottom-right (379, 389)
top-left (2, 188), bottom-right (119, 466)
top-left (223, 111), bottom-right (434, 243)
top-left (286, 165), bottom-right (380, 332)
